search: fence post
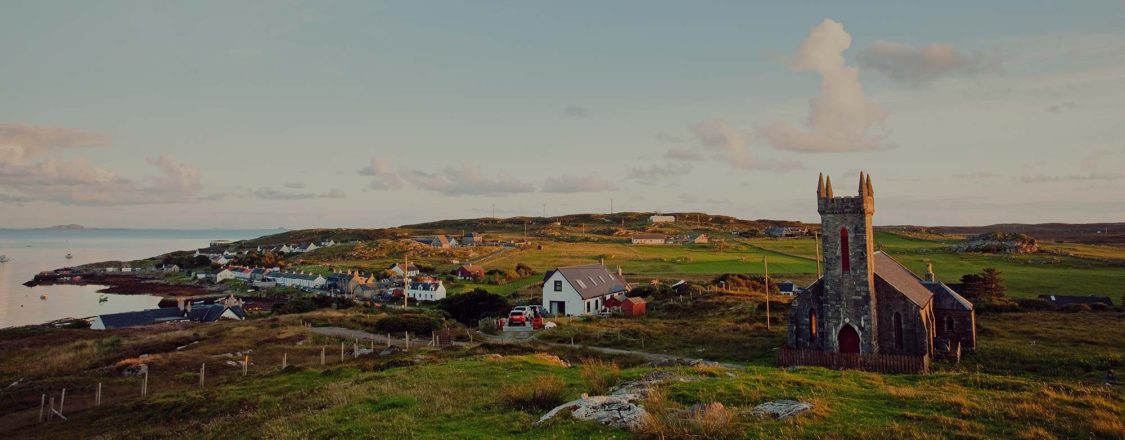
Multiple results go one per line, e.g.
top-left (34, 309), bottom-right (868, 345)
top-left (244, 355), bottom-right (249, 376)
top-left (48, 397), bottom-right (55, 421)
top-left (142, 370), bottom-right (149, 397)
top-left (59, 388), bottom-right (66, 416)
top-left (96, 383), bottom-right (102, 407)
top-left (282, 352), bottom-right (288, 369)
top-left (353, 341), bottom-right (358, 359)
top-left (405, 332), bottom-right (410, 350)
top-left (340, 342), bottom-right (344, 361)
top-left (321, 346), bottom-right (326, 366)
top-left (387, 333), bottom-right (391, 348)
top-left (39, 394), bottom-right (45, 423)
top-left (199, 363), bottom-right (205, 388)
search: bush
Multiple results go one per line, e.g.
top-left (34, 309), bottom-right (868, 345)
top-left (437, 289), bottom-right (511, 326)
top-left (1014, 298), bottom-right (1054, 311)
top-left (713, 273), bottom-right (778, 294)
top-left (577, 357), bottom-right (620, 395)
top-left (374, 314), bottom-right (442, 334)
top-left (514, 263), bottom-right (537, 277)
top-left (272, 298), bottom-right (318, 315)
top-left (976, 298), bottom-right (1020, 314)
top-left (483, 269), bottom-right (518, 285)
top-left (499, 375), bottom-right (567, 412)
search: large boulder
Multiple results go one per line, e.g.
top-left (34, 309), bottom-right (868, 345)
top-left (746, 400), bottom-right (813, 420)
top-left (536, 394), bottom-right (649, 430)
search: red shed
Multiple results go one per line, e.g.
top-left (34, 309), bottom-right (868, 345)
top-left (621, 297), bottom-right (646, 317)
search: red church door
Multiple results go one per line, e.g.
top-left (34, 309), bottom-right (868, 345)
top-left (837, 325), bottom-right (860, 353)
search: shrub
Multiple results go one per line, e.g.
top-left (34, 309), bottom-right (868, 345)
top-left (374, 314), bottom-right (442, 334)
top-left (484, 269), bottom-right (518, 285)
top-left (713, 273), bottom-right (778, 294)
top-left (272, 298), bottom-right (318, 315)
top-left (499, 375), bottom-right (567, 412)
top-left (976, 298), bottom-right (1020, 314)
top-left (1014, 298), bottom-right (1054, 311)
top-left (437, 289), bottom-right (511, 326)
top-left (639, 387), bottom-right (735, 440)
top-left (514, 263), bottom-right (537, 277)
top-left (577, 357), bottom-right (620, 395)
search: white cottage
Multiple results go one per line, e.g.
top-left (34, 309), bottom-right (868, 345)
top-left (541, 264), bottom-right (628, 316)
top-left (407, 280), bottom-right (447, 302)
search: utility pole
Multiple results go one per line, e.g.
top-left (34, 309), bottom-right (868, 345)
top-left (403, 253), bottom-right (410, 309)
top-left (764, 256), bottom-right (771, 330)
top-left (610, 199), bottom-right (614, 215)
top-left (491, 204), bottom-right (495, 219)
top-left (542, 204), bottom-right (546, 218)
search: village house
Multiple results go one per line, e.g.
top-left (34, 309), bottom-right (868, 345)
top-left (389, 262), bottom-right (420, 277)
top-left (229, 267), bottom-right (253, 281)
top-left (690, 234), bottom-right (709, 244)
top-left (265, 271), bottom-right (327, 289)
top-left (649, 215), bottom-right (675, 223)
top-left (407, 279), bottom-right (447, 301)
top-left (288, 242), bottom-right (319, 253)
top-left (462, 232), bottom-right (483, 246)
top-left (541, 263), bottom-right (629, 316)
top-left (159, 264), bottom-right (180, 273)
top-left (327, 271), bottom-right (374, 295)
top-left (210, 255), bottom-right (232, 265)
top-left (414, 235), bottom-right (455, 248)
top-left (787, 173), bottom-right (976, 363)
top-left (454, 264), bottom-right (485, 281)
top-left (631, 233), bottom-right (668, 245)
top-left (185, 303), bottom-right (247, 322)
top-left (765, 226), bottom-right (809, 238)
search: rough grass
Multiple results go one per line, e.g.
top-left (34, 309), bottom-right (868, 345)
top-left (577, 357), bottom-right (622, 395)
top-left (499, 374), bottom-right (568, 412)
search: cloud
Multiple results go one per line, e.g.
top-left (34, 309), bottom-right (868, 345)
top-left (664, 147), bottom-right (705, 161)
top-left (357, 157), bottom-right (405, 190)
top-left (563, 104), bottom-right (588, 118)
top-left (251, 187), bottom-right (346, 200)
top-left (542, 174), bottom-right (618, 193)
top-left (627, 162), bottom-right (693, 184)
top-left (283, 182), bottom-right (306, 189)
top-left (761, 19), bottom-right (890, 153)
top-left (856, 41), bottom-right (1001, 86)
top-left (0, 155), bottom-right (203, 205)
top-left (1018, 172), bottom-right (1123, 183)
top-left (404, 165), bottom-right (535, 196)
top-left (1045, 101), bottom-right (1079, 114)
top-left (689, 119), bottom-right (803, 171)
top-left (0, 123), bottom-right (109, 165)
top-left (952, 171), bottom-right (1002, 179)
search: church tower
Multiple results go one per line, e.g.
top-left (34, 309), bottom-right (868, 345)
top-left (816, 172), bottom-right (878, 353)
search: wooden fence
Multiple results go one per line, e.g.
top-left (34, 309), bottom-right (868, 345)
top-left (778, 347), bottom-right (930, 374)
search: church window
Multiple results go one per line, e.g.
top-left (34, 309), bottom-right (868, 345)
top-left (945, 315), bottom-right (954, 333)
top-left (893, 312), bottom-right (904, 350)
top-left (839, 227), bottom-right (850, 272)
top-left (809, 309), bottom-right (817, 342)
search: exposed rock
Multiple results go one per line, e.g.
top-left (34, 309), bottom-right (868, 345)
top-left (121, 363), bottom-right (148, 377)
top-left (536, 394), bottom-right (649, 430)
top-left (379, 346), bottom-right (401, 357)
top-left (647, 358), bottom-right (722, 368)
top-left (953, 232), bottom-right (1038, 254)
top-left (746, 400), bottom-right (813, 420)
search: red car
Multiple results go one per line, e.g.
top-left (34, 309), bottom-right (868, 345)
top-left (507, 310), bottom-right (527, 326)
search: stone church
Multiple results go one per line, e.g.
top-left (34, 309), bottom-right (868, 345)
top-left (787, 173), bottom-right (976, 358)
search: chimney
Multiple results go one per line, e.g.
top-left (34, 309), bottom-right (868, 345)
top-left (617, 265), bottom-right (623, 277)
top-left (925, 262), bottom-right (935, 282)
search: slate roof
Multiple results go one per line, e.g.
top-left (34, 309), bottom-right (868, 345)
top-left (1037, 295), bottom-right (1114, 307)
top-left (552, 264), bottom-right (628, 300)
top-left (266, 271), bottom-right (324, 281)
top-left (872, 251), bottom-right (934, 307)
top-left (97, 308), bottom-right (184, 329)
top-left (777, 282), bottom-right (796, 293)
top-left (188, 304), bottom-right (246, 322)
top-left (924, 282), bottom-right (974, 311)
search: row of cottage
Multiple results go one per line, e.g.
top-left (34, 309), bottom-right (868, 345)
top-left (203, 262), bottom-right (447, 302)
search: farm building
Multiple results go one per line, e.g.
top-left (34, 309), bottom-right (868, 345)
top-left (454, 264), bottom-right (485, 280)
top-left (542, 264), bottom-right (628, 316)
top-left (621, 297), bottom-right (646, 317)
top-left (649, 215), bottom-right (675, 223)
top-left (186, 304), bottom-right (246, 322)
top-left (90, 308), bottom-right (185, 330)
top-left (788, 173), bottom-right (976, 364)
top-left (631, 233), bottom-right (668, 245)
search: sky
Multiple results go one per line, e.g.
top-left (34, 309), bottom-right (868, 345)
top-left (2, 1), bottom-right (1124, 229)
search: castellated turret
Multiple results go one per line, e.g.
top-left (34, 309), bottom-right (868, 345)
top-left (817, 172), bottom-right (874, 215)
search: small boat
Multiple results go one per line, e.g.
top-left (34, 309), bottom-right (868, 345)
top-left (66, 253), bottom-right (73, 260)
top-left (99, 294), bottom-right (108, 303)
top-left (0, 255), bottom-right (9, 263)
top-left (40, 293), bottom-right (48, 300)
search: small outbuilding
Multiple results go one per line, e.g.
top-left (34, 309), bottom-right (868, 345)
top-left (621, 297), bottom-right (646, 317)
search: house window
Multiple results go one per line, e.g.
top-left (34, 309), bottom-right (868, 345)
top-left (893, 312), bottom-right (904, 350)
top-left (554, 280), bottom-right (563, 292)
top-left (808, 309), bottom-right (817, 342)
top-left (945, 315), bottom-right (954, 333)
top-left (839, 227), bottom-right (850, 272)
top-left (586, 301), bottom-right (591, 313)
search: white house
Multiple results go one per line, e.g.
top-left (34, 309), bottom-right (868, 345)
top-left (265, 271), bottom-right (327, 289)
top-left (289, 243), bottom-right (319, 253)
top-left (649, 215), bottom-right (675, 223)
top-left (407, 280), bottom-right (447, 301)
top-left (210, 255), bottom-right (232, 265)
top-left (229, 267), bottom-right (253, 281)
top-left (211, 268), bottom-right (235, 283)
top-left (541, 264), bottom-right (628, 316)
top-left (389, 263), bottom-right (420, 277)
top-left (631, 233), bottom-right (668, 245)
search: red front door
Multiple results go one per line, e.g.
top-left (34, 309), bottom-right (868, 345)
top-left (838, 325), bottom-right (860, 353)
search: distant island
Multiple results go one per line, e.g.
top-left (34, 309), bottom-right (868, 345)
top-left (41, 224), bottom-right (85, 230)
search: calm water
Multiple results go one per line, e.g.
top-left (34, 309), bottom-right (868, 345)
top-left (0, 229), bottom-right (276, 328)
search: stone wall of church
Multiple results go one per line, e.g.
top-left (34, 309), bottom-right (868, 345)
top-left (818, 208), bottom-right (879, 353)
top-left (874, 277), bottom-right (931, 356)
top-left (934, 309), bottom-right (976, 352)
top-left (788, 287), bottom-right (823, 350)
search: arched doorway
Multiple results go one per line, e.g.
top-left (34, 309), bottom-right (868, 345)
top-left (837, 324), bottom-right (860, 353)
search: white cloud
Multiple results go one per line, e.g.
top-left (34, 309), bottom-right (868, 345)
top-left (856, 41), bottom-right (1001, 86)
top-left (664, 147), bottom-right (704, 161)
top-left (689, 119), bottom-right (803, 171)
top-left (0, 123), bottom-right (108, 165)
top-left (627, 162), bottom-right (693, 184)
top-left (251, 187), bottom-right (346, 200)
top-left (357, 157), bottom-right (405, 190)
top-left (543, 174), bottom-right (618, 193)
top-left (761, 19), bottom-right (890, 153)
top-left (405, 165), bottom-right (535, 196)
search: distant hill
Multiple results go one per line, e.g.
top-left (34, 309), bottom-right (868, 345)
top-left (886, 223), bottom-right (1125, 246)
top-left (41, 224), bottom-right (85, 230)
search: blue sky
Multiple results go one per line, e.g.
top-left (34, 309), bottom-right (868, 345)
top-left (2, 1), bottom-right (1123, 228)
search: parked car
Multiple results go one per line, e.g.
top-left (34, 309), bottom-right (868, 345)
top-left (526, 305), bottom-right (548, 317)
top-left (507, 310), bottom-right (527, 326)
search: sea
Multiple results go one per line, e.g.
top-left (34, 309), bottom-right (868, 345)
top-left (0, 228), bottom-right (277, 329)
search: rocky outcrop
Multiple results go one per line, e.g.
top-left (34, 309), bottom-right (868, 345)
top-left (537, 393), bottom-right (649, 430)
top-left (953, 232), bottom-right (1038, 254)
top-left (746, 400), bottom-right (813, 420)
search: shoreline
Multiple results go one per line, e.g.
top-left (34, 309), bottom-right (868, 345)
top-left (25, 271), bottom-right (221, 297)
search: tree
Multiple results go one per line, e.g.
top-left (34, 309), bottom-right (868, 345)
top-left (437, 289), bottom-right (511, 325)
top-left (959, 268), bottom-right (1006, 300)
top-left (515, 263), bottom-right (536, 277)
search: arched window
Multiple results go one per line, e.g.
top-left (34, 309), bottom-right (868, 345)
top-left (945, 315), bottom-right (955, 333)
top-left (808, 309), bottom-right (817, 343)
top-left (893, 312), bottom-right (904, 350)
top-left (839, 227), bottom-right (850, 272)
